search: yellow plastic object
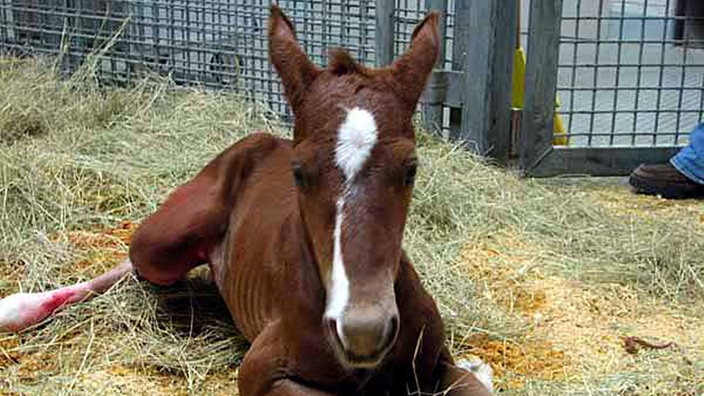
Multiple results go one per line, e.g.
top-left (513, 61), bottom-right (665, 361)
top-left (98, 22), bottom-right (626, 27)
top-left (512, 47), bottom-right (568, 146)
top-left (512, 48), bottom-right (527, 109)
top-left (552, 109), bottom-right (568, 146)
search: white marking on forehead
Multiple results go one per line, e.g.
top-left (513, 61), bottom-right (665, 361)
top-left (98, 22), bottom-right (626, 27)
top-left (324, 108), bottom-right (379, 324)
top-left (335, 108), bottom-right (378, 180)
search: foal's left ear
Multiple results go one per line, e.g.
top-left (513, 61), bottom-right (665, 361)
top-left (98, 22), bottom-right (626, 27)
top-left (268, 6), bottom-right (320, 111)
top-left (389, 12), bottom-right (441, 107)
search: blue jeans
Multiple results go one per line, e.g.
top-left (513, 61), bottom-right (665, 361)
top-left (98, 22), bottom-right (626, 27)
top-left (671, 122), bottom-right (704, 185)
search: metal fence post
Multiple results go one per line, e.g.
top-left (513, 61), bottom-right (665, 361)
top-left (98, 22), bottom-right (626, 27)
top-left (519, 0), bottom-right (563, 172)
top-left (422, 0), bottom-right (447, 135)
top-left (375, 0), bottom-right (394, 67)
top-left (453, 0), bottom-right (517, 160)
top-left (0, 0), bottom-right (10, 42)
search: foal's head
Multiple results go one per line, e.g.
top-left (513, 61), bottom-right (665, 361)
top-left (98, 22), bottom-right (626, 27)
top-left (269, 6), bottom-right (439, 369)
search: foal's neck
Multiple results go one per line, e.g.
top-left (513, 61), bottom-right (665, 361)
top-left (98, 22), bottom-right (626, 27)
top-left (290, 212), bottom-right (328, 316)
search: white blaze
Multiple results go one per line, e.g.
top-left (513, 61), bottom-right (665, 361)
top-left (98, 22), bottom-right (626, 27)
top-left (335, 108), bottom-right (379, 181)
top-left (326, 198), bottom-right (349, 324)
top-left (324, 108), bottom-right (378, 323)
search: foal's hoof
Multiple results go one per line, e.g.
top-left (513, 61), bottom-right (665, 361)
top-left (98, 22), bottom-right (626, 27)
top-left (0, 292), bottom-right (54, 332)
top-left (457, 355), bottom-right (494, 394)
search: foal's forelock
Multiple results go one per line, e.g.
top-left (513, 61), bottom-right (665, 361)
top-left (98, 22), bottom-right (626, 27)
top-left (324, 107), bottom-right (379, 323)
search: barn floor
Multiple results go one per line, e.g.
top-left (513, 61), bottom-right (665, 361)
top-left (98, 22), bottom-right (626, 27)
top-left (0, 58), bottom-right (703, 395)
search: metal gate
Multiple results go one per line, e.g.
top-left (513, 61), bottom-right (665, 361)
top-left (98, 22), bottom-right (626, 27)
top-left (0, 0), bottom-right (452, 124)
top-left (520, 0), bottom-right (704, 176)
top-left (0, 0), bottom-right (515, 156)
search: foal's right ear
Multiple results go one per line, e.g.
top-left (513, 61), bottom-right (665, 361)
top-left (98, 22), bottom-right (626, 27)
top-left (269, 6), bottom-right (320, 111)
top-left (388, 12), bottom-right (440, 108)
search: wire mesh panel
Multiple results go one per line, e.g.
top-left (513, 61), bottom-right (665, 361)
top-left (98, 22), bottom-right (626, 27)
top-left (0, 0), bottom-right (466, 129)
top-left (557, 0), bottom-right (704, 147)
top-left (0, 0), bottom-right (381, 120)
top-left (394, 0), bottom-right (456, 134)
top-left (394, 0), bottom-right (423, 59)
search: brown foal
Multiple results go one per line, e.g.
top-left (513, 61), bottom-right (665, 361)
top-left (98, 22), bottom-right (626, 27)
top-left (0, 6), bottom-right (491, 395)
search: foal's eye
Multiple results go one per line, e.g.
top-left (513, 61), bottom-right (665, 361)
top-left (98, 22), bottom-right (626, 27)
top-left (404, 161), bottom-right (418, 187)
top-left (292, 163), bottom-right (307, 189)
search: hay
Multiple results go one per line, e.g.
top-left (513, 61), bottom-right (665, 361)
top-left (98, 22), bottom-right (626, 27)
top-left (0, 57), bottom-right (703, 395)
top-left (458, 232), bottom-right (704, 394)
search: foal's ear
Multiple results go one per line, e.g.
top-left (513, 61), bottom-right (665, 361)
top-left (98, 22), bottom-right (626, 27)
top-left (268, 6), bottom-right (320, 110)
top-left (389, 12), bottom-right (441, 106)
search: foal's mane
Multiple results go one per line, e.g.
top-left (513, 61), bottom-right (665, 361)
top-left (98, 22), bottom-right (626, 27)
top-left (327, 48), bottom-right (371, 77)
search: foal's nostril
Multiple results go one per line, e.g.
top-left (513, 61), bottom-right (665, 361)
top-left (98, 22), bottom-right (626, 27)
top-left (327, 317), bottom-right (343, 347)
top-left (379, 315), bottom-right (399, 351)
top-left (388, 315), bottom-right (400, 344)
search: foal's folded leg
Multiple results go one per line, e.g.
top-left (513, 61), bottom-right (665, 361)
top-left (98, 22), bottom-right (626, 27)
top-left (237, 322), bottom-right (338, 396)
top-left (129, 133), bottom-right (280, 286)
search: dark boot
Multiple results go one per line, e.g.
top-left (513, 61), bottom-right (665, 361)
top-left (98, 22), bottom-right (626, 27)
top-left (629, 163), bottom-right (704, 199)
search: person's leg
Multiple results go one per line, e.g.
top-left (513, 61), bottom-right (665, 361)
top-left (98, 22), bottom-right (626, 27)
top-left (670, 122), bottom-right (704, 185)
top-left (629, 123), bottom-right (704, 199)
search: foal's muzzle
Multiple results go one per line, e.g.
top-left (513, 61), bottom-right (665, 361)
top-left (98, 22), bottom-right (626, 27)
top-left (327, 305), bottom-right (400, 368)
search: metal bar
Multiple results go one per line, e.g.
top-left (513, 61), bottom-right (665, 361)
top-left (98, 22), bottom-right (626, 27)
top-left (561, 15), bottom-right (704, 21)
top-left (553, 131), bottom-right (682, 138)
top-left (557, 85), bottom-right (704, 92)
top-left (609, 0), bottom-right (627, 146)
top-left (520, 0), bottom-right (563, 172)
top-left (529, 146), bottom-right (682, 177)
top-left (375, 0), bottom-right (394, 67)
top-left (422, 0), bottom-right (447, 135)
top-left (566, 0), bottom-right (582, 140)
top-left (587, 0), bottom-right (604, 146)
top-left (675, 4), bottom-right (691, 146)
top-left (559, 38), bottom-right (704, 44)
top-left (560, 109), bottom-right (703, 114)
top-left (653, 0), bottom-right (671, 146)
top-left (0, 0), bottom-right (8, 42)
top-left (557, 62), bottom-right (704, 67)
top-left (629, 0), bottom-right (649, 146)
